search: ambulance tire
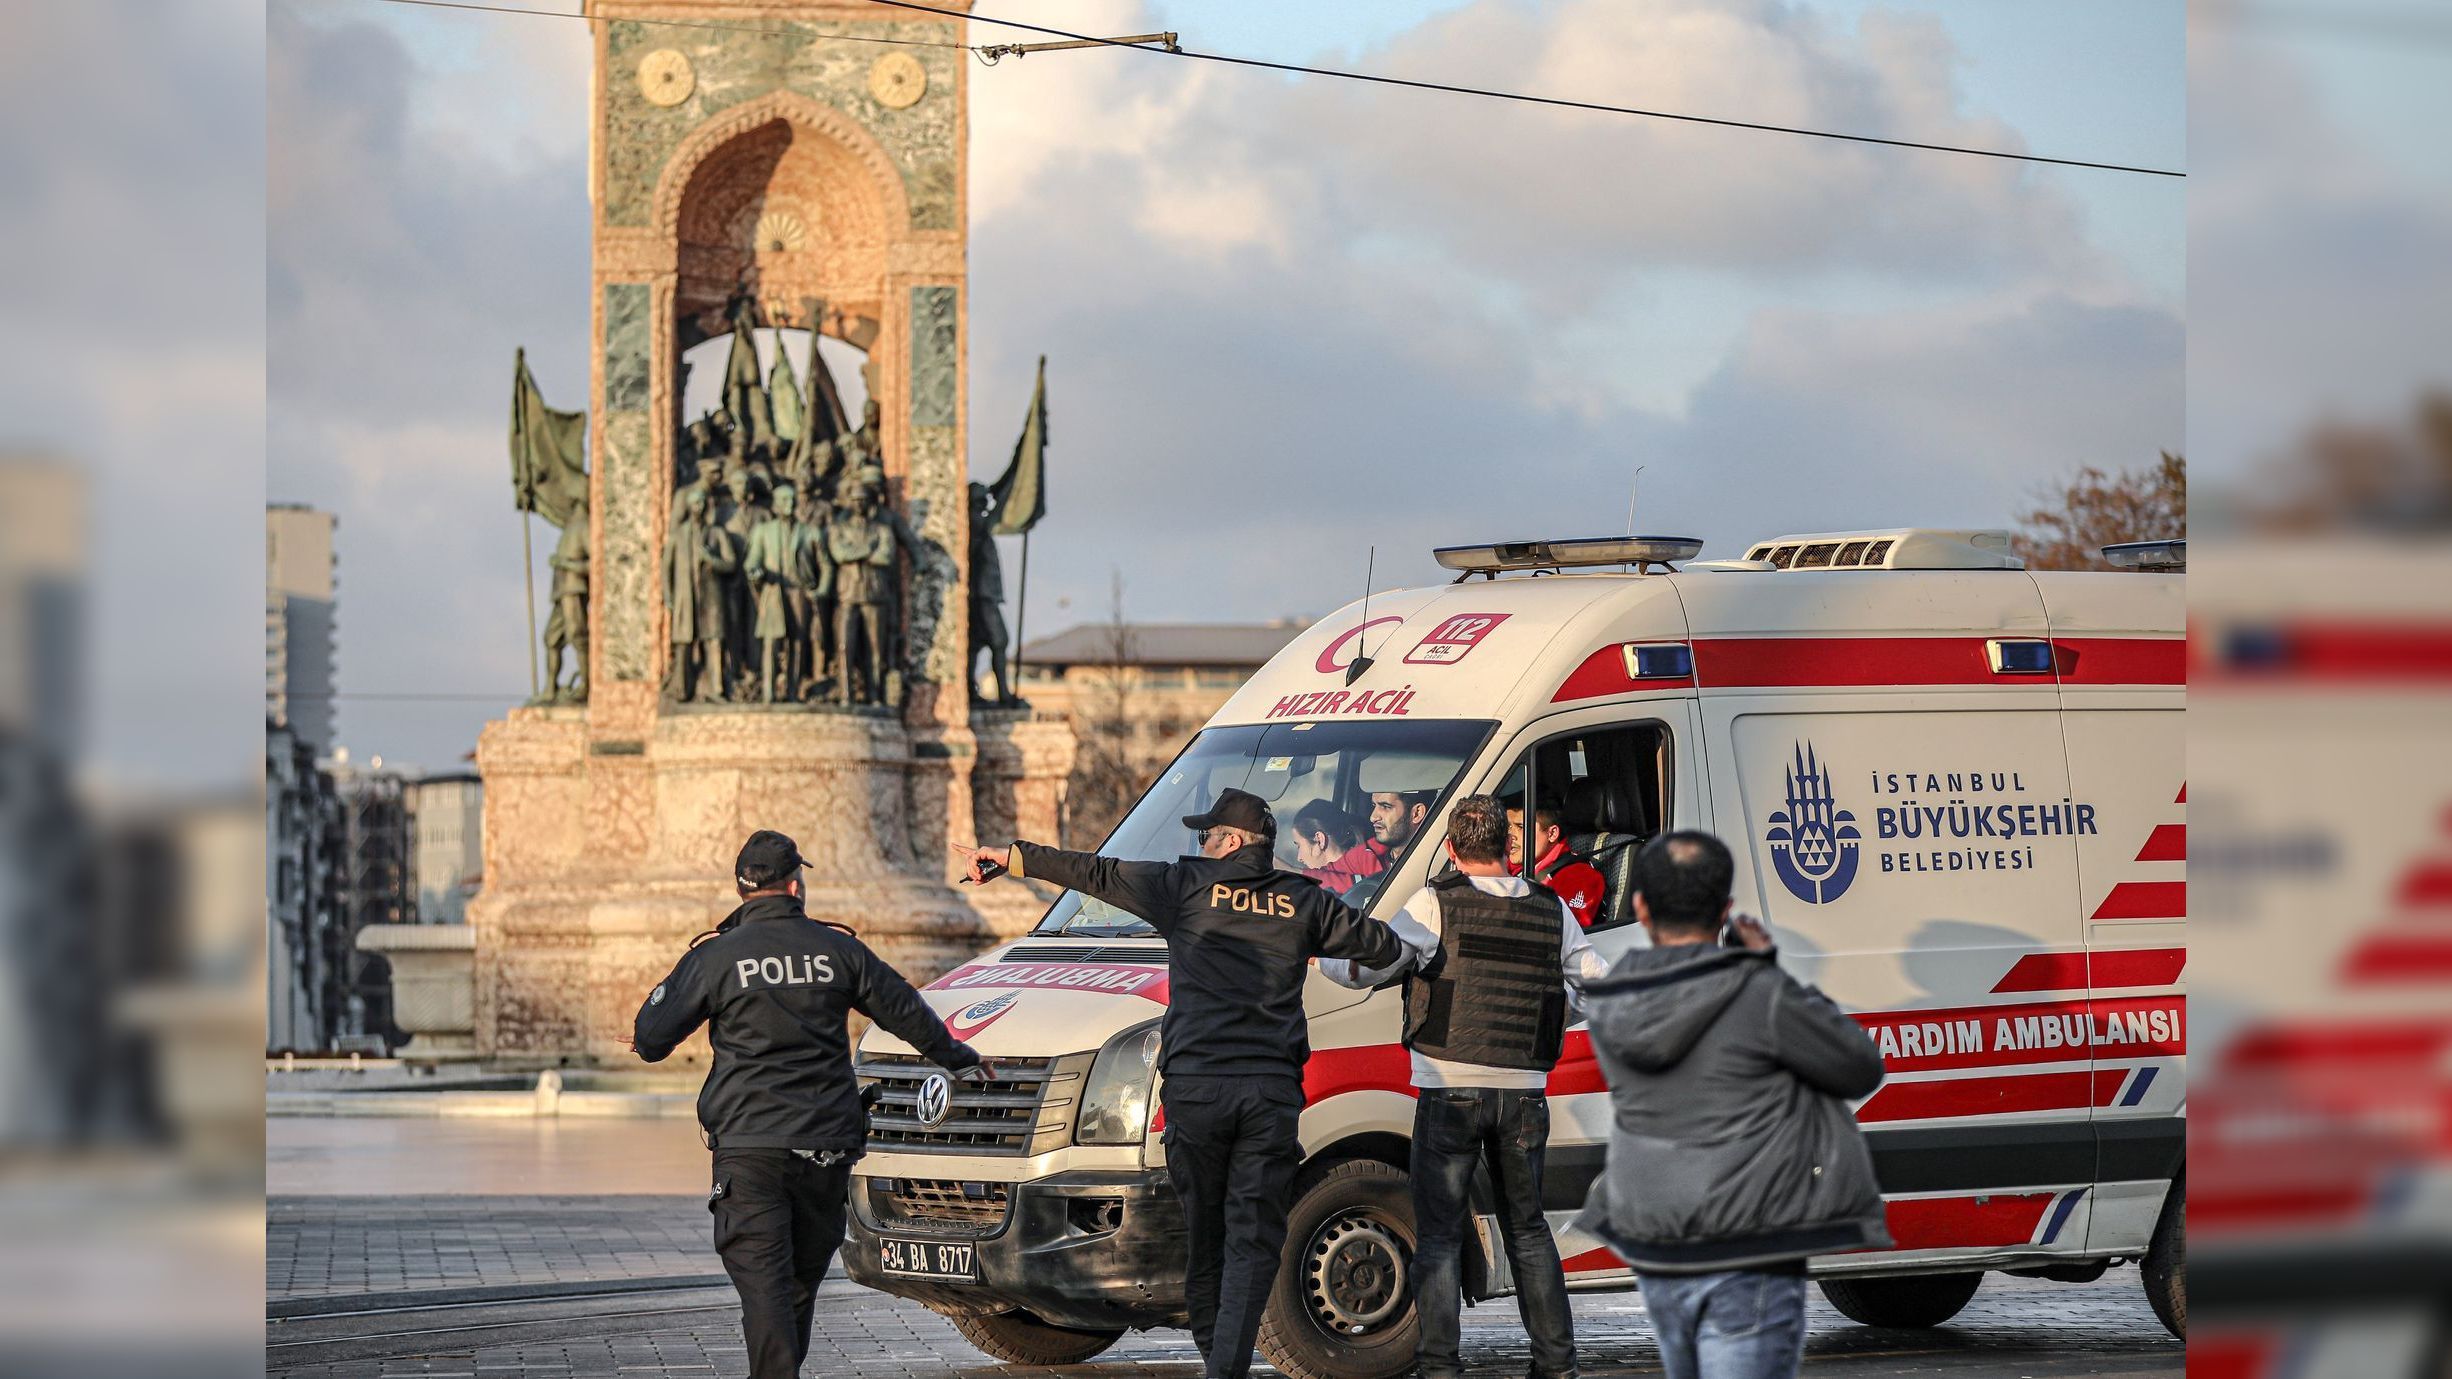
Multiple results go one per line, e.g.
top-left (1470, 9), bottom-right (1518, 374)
top-left (948, 1308), bottom-right (1123, 1365)
top-left (1817, 1272), bottom-right (1984, 1328)
top-left (1258, 1159), bottom-right (1418, 1379)
top-left (2142, 1176), bottom-right (2186, 1340)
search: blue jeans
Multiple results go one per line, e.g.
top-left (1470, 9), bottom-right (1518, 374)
top-left (1411, 1087), bottom-right (1578, 1379)
top-left (1637, 1269), bottom-right (1808, 1379)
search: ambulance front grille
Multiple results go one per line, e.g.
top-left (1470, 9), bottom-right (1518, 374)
top-left (856, 1053), bottom-right (1085, 1156)
top-left (872, 1178), bottom-right (1011, 1234)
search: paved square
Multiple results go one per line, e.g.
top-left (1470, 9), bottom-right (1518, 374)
top-left (268, 1194), bottom-right (2182, 1379)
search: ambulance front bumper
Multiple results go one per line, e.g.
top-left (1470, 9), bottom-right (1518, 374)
top-left (844, 1167), bottom-right (1188, 1332)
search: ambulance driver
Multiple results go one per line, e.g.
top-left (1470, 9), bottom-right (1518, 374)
top-left (1367, 788), bottom-right (1436, 870)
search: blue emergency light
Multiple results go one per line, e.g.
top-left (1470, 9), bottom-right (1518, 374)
top-left (1620, 643), bottom-right (1695, 679)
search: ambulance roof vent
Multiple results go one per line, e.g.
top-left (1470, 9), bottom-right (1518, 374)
top-left (1434, 535), bottom-right (1705, 579)
top-left (1741, 528), bottom-right (2024, 572)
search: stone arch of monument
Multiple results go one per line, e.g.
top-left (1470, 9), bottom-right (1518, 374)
top-left (471, 10), bottom-right (1074, 1065)
top-left (656, 91), bottom-right (907, 352)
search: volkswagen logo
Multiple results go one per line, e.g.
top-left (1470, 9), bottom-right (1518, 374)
top-left (915, 1072), bottom-right (954, 1129)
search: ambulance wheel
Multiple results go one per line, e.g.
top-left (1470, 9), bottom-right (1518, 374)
top-left (1817, 1272), bottom-right (1984, 1328)
top-left (1258, 1158), bottom-right (1418, 1379)
top-left (2142, 1176), bottom-right (2186, 1339)
top-left (949, 1309), bottom-right (1123, 1365)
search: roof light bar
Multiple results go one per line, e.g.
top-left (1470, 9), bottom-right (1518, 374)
top-left (1433, 535), bottom-right (1705, 575)
top-left (2101, 539), bottom-right (2186, 571)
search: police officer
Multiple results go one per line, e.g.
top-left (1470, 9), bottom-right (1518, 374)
top-left (636, 829), bottom-right (988, 1379)
top-left (962, 788), bottom-right (1406, 1379)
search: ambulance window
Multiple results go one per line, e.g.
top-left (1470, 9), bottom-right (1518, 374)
top-left (1032, 718), bottom-right (1496, 934)
top-left (1490, 722), bottom-right (1671, 933)
top-left (1835, 541), bottom-right (1869, 566)
top-left (1794, 543), bottom-right (1837, 569)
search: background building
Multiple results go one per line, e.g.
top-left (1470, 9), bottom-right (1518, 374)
top-left (408, 772), bottom-right (483, 926)
top-left (265, 720), bottom-right (341, 1053)
top-left (0, 459), bottom-right (85, 754)
top-left (265, 504), bottom-right (337, 756)
top-left (1017, 620), bottom-right (1309, 844)
top-left (328, 748), bottom-right (410, 1050)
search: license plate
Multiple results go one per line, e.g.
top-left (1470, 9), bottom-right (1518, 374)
top-left (879, 1236), bottom-right (978, 1282)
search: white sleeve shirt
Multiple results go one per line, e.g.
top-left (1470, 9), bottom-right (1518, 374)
top-left (1319, 872), bottom-right (1615, 1090)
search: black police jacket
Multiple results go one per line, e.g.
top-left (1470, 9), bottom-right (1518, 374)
top-left (633, 894), bottom-right (981, 1152)
top-left (1012, 841), bottom-right (1405, 1081)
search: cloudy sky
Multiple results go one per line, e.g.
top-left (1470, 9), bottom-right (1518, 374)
top-left (266, 0), bottom-right (2190, 771)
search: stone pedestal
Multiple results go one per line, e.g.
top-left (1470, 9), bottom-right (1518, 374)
top-left (472, 704), bottom-right (1071, 1065)
top-left (355, 924), bottom-right (479, 1061)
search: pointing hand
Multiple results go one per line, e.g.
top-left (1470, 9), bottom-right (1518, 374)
top-left (952, 844), bottom-right (1011, 885)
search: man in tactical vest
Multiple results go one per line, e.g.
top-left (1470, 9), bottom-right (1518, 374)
top-left (960, 788), bottom-right (1406, 1379)
top-left (1320, 793), bottom-right (1612, 1379)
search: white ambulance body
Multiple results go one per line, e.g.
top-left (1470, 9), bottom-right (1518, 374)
top-left (845, 531), bottom-right (2186, 1378)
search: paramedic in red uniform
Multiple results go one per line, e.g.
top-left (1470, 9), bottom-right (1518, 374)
top-left (1508, 797), bottom-right (1608, 927)
top-left (1289, 799), bottom-right (1384, 895)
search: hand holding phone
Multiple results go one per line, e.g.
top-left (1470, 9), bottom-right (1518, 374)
top-left (1722, 913), bottom-right (1775, 952)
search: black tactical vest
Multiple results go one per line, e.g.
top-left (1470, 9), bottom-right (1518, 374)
top-left (1403, 874), bottom-right (1567, 1071)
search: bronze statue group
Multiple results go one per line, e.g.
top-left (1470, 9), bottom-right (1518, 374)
top-left (662, 287), bottom-right (1020, 710)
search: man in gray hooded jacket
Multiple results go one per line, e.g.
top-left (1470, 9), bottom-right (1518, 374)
top-left (1573, 831), bottom-right (1888, 1379)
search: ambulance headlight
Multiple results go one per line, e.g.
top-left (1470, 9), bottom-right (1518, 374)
top-left (1077, 1020), bottom-right (1161, 1145)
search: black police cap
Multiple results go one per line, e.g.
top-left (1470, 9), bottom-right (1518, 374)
top-left (735, 829), bottom-right (805, 888)
top-left (1181, 787), bottom-right (1273, 836)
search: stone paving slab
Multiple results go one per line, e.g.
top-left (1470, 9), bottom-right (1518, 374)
top-left (269, 1196), bottom-right (710, 1301)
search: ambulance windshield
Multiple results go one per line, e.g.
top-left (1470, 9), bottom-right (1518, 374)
top-left (1032, 718), bottom-right (1495, 936)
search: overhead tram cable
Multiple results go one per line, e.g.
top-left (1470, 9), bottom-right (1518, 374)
top-left (855, 0), bottom-right (2187, 180)
top-left (372, 0), bottom-right (2182, 179)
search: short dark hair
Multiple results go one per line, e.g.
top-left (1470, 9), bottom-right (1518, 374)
top-left (1446, 794), bottom-right (1508, 864)
top-left (1506, 797), bottom-right (1564, 834)
top-left (736, 866), bottom-right (798, 898)
top-left (1633, 831), bottom-right (1734, 931)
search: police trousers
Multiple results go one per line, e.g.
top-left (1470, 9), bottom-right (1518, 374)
top-left (709, 1147), bottom-right (851, 1379)
top-left (1161, 1073), bottom-right (1304, 1379)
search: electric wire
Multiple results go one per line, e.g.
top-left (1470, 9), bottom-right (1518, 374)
top-left (372, 0), bottom-right (2182, 178)
top-left (855, 0), bottom-right (2187, 179)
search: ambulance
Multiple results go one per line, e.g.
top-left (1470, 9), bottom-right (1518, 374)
top-left (844, 529), bottom-right (2187, 1377)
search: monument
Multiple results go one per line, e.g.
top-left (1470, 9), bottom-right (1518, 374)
top-left (470, 0), bottom-right (1073, 1065)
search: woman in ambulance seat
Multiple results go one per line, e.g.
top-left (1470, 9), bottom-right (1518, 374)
top-left (1288, 799), bottom-right (1385, 896)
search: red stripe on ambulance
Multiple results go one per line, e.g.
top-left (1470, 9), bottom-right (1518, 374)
top-left (1990, 947), bottom-right (2186, 993)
